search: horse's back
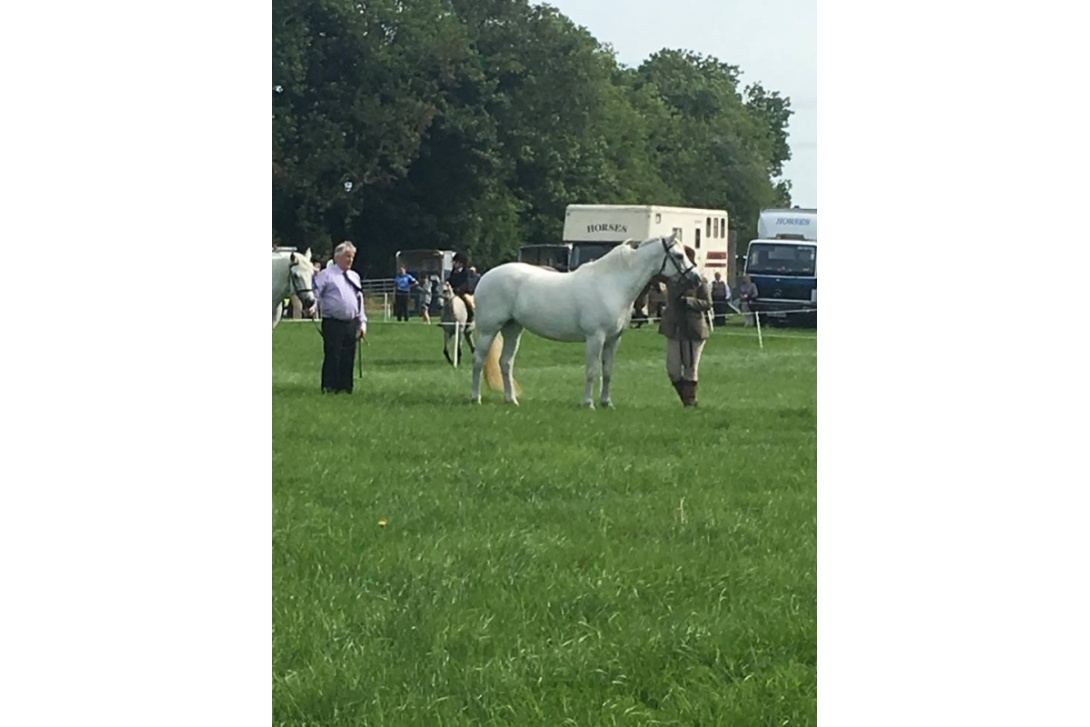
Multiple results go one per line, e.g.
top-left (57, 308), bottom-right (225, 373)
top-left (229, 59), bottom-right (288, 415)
top-left (477, 262), bottom-right (575, 293)
top-left (474, 262), bottom-right (618, 341)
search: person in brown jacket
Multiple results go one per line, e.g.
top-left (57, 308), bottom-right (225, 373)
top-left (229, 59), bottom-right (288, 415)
top-left (658, 246), bottom-right (712, 407)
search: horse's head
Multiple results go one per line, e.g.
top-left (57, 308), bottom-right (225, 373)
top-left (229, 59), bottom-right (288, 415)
top-left (659, 234), bottom-right (701, 286)
top-left (289, 248), bottom-right (317, 310)
top-left (441, 281), bottom-right (456, 301)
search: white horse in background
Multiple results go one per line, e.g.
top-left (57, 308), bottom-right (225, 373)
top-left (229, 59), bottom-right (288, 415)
top-left (272, 248), bottom-right (316, 328)
top-left (439, 282), bottom-right (476, 365)
top-left (471, 234), bottom-right (700, 408)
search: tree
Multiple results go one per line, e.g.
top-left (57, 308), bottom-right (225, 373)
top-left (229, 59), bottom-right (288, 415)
top-left (272, 0), bottom-right (800, 272)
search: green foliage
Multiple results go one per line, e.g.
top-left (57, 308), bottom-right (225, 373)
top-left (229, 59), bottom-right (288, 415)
top-left (274, 321), bottom-right (816, 725)
top-left (273, 0), bottom-right (796, 273)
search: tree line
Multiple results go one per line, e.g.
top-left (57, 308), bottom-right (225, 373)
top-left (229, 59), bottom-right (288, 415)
top-left (273, 0), bottom-right (794, 276)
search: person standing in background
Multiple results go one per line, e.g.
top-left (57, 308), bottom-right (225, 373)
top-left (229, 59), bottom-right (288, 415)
top-left (710, 271), bottom-right (730, 326)
top-left (738, 275), bottom-right (759, 328)
top-left (393, 266), bottom-right (417, 322)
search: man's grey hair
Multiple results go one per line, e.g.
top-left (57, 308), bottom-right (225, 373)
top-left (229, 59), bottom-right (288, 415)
top-left (334, 241), bottom-right (357, 258)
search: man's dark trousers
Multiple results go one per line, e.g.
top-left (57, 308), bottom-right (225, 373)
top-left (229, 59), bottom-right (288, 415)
top-left (321, 318), bottom-right (358, 393)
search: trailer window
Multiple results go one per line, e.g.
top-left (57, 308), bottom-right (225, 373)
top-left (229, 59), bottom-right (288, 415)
top-left (706, 217), bottom-right (712, 238)
top-left (720, 218), bottom-right (726, 237)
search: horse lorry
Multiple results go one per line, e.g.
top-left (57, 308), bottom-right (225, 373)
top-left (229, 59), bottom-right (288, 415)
top-left (562, 204), bottom-right (731, 281)
top-left (517, 243), bottom-right (572, 271)
top-left (742, 207), bottom-right (817, 327)
top-left (395, 249), bottom-right (455, 281)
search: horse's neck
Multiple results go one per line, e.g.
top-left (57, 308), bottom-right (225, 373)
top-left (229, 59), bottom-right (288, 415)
top-left (272, 257), bottom-right (292, 298)
top-left (612, 244), bottom-right (665, 302)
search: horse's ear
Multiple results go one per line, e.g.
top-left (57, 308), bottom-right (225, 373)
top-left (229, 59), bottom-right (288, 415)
top-left (290, 252), bottom-right (298, 263)
top-left (625, 238), bottom-right (640, 250)
top-left (304, 247), bottom-right (312, 261)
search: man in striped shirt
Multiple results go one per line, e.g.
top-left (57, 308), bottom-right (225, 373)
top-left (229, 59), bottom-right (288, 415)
top-left (311, 241), bottom-right (368, 394)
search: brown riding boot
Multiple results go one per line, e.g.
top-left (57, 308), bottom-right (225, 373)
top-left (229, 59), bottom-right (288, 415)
top-left (671, 378), bottom-right (685, 404)
top-left (681, 380), bottom-right (698, 407)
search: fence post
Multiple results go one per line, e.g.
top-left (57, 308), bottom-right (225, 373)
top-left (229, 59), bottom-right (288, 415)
top-left (454, 323), bottom-right (461, 368)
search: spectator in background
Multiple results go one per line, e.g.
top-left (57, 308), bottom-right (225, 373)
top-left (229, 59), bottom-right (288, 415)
top-left (426, 273), bottom-right (443, 320)
top-left (393, 266), bottom-right (417, 322)
top-left (710, 271), bottom-right (730, 326)
top-left (738, 275), bottom-right (759, 328)
top-left (417, 273), bottom-right (434, 324)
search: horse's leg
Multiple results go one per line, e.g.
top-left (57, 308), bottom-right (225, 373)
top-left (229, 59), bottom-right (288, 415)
top-left (499, 322), bottom-right (523, 405)
top-left (471, 329), bottom-right (497, 403)
top-left (600, 334), bottom-right (622, 408)
top-left (443, 329), bottom-right (454, 365)
top-left (583, 333), bottom-right (607, 409)
top-left (466, 323), bottom-right (476, 353)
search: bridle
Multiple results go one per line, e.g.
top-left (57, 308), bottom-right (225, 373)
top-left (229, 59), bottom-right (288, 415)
top-left (656, 236), bottom-right (698, 279)
top-left (285, 257), bottom-right (324, 338)
top-left (288, 258), bottom-right (314, 301)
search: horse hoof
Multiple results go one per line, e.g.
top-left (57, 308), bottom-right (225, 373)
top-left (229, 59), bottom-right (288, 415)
top-left (582, 401), bottom-right (595, 410)
top-left (599, 400), bottom-right (614, 409)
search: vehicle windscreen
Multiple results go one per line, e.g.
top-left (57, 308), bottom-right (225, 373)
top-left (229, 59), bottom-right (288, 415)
top-left (746, 243), bottom-right (816, 276)
top-left (569, 242), bottom-right (619, 269)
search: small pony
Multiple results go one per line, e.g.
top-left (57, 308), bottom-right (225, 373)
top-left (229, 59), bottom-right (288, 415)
top-left (470, 234), bottom-right (699, 408)
top-left (272, 248), bottom-right (316, 328)
top-left (439, 282), bottom-right (476, 365)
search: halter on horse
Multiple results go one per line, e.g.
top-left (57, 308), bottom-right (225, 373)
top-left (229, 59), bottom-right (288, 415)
top-left (272, 248), bottom-right (316, 328)
top-left (469, 234), bottom-right (698, 408)
top-left (439, 282), bottom-right (477, 365)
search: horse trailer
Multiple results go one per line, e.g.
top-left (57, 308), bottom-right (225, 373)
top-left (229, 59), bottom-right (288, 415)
top-left (395, 249), bottom-right (455, 280)
top-left (517, 243), bottom-right (572, 271)
top-left (562, 204), bottom-right (731, 281)
top-left (742, 207), bottom-right (817, 327)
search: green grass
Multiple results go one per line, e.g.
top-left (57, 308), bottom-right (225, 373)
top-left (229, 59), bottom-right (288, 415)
top-left (273, 319), bottom-right (816, 726)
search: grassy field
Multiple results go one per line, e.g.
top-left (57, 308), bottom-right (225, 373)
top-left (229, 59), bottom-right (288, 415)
top-left (272, 318), bottom-right (816, 726)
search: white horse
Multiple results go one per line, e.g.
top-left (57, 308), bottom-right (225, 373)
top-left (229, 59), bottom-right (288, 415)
top-left (439, 282), bottom-right (476, 365)
top-left (470, 234), bottom-right (699, 408)
top-left (272, 248), bottom-right (316, 328)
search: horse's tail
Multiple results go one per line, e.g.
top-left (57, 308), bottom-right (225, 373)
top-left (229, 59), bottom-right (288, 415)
top-left (483, 334), bottom-right (505, 391)
top-left (482, 333), bottom-right (522, 395)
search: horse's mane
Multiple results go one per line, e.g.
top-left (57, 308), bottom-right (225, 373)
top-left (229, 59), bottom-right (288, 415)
top-left (580, 237), bottom-right (662, 271)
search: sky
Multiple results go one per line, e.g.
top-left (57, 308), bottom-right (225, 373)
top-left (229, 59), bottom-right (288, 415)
top-left (543, 0), bottom-right (817, 209)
